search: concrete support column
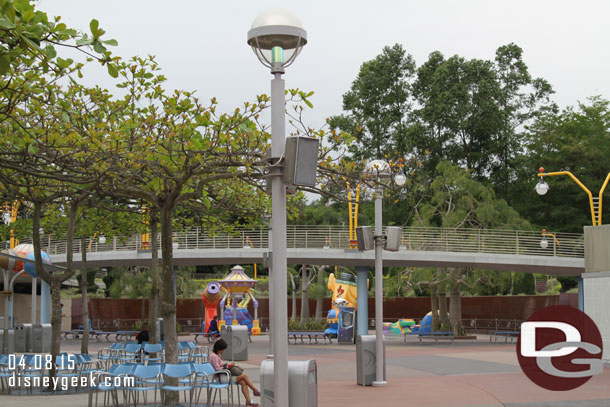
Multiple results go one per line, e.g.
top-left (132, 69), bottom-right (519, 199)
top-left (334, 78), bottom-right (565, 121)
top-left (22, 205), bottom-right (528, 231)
top-left (41, 280), bottom-right (51, 324)
top-left (583, 225), bottom-right (610, 363)
top-left (356, 266), bottom-right (369, 337)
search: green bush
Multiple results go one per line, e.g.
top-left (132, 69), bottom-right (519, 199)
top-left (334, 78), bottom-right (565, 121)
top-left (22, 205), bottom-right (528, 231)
top-left (288, 318), bottom-right (328, 331)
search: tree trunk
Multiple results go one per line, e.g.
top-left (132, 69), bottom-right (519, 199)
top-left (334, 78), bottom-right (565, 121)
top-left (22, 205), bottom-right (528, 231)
top-left (32, 200), bottom-right (78, 384)
top-left (429, 283), bottom-right (440, 332)
top-left (448, 268), bottom-right (464, 336)
top-left (300, 266), bottom-right (310, 322)
top-left (148, 211), bottom-right (159, 344)
top-left (437, 268), bottom-right (450, 331)
top-left (160, 203), bottom-right (178, 405)
top-left (80, 235), bottom-right (89, 354)
top-left (315, 266), bottom-right (325, 321)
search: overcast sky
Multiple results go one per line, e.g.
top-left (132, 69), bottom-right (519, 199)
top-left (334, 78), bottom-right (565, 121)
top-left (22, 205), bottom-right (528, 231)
top-left (38, 0), bottom-right (610, 129)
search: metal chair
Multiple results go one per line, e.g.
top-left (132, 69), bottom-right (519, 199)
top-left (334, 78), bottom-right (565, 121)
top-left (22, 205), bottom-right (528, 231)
top-left (126, 364), bottom-right (162, 407)
top-left (161, 363), bottom-right (194, 406)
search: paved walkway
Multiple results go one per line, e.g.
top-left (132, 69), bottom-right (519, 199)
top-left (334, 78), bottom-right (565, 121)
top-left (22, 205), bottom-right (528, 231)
top-left (3, 334), bottom-right (609, 406)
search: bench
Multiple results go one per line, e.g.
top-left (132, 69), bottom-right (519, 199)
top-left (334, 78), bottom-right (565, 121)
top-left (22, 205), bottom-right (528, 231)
top-left (418, 331), bottom-right (454, 344)
top-left (288, 331), bottom-right (332, 345)
top-left (194, 332), bottom-right (220, 343)
top-left (194, 331), bottom-right (253, 343)
top-left (114, 330), bottom-right (138, 341)
top-left (490, 331), bottom-right (519, 343)
top-left (93, 331), bottom-right (116, 342)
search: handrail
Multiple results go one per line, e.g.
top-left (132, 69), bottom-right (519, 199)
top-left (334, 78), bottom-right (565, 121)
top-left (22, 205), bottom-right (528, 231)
top-left (3, 225), bottom-right (584, 259)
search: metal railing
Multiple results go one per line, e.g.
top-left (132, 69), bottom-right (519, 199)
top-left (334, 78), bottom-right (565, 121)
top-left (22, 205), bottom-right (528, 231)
top-left (3, 225), bottom-right (584, 258)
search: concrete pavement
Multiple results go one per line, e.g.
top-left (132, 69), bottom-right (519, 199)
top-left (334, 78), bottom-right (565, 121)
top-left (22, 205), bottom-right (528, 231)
top-left (2, 334), bottom-right (609, 406)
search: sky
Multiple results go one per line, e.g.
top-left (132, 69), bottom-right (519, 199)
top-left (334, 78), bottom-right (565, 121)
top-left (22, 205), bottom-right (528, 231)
top-left (38, 0), bottom-right (610, 131)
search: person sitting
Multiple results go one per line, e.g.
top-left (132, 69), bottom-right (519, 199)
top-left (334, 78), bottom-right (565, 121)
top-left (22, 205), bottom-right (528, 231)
top-left (136, 323), bottom-right (150, 344)
top-left (210, 338), bottom-right (260, 407)
top-left (207, 315), bottom-right (220, 338)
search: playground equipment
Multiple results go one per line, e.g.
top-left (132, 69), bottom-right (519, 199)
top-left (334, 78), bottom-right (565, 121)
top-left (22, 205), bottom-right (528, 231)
top-left (382, 318), bottom-right (416, 336)
top-left (409, 312), bottom-right (449, 334)
top-left (218, 265), bottom-right (260, 335)
top-left (201, 281), bottom-right (221, 333)
top-left (325, 271), bottom-right (360, 340)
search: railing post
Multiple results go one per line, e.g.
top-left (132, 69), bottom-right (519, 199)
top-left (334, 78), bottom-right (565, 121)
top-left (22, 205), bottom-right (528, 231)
top-left (113, 236), bottom-right (117, 251)
top-left (305, 229), bottom-right (308, 248)
top-left (553, 236), bottom-right (557, 256)
top-left (516, 231), bottom-right (519, 255)
top-left (196, 227), bottom-right (199, 249)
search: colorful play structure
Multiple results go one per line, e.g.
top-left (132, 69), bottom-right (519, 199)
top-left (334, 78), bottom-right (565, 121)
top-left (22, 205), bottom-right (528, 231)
top-left (201, 265), bottom-right (261, 335)
top-left (383, 318), bottom-right (416, 335)
top-left (325, 271), bottom-right (359, 340)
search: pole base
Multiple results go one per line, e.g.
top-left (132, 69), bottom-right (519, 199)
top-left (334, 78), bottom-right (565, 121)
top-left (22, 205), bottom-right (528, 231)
top-left (372, 381), bottom-right (387, 387)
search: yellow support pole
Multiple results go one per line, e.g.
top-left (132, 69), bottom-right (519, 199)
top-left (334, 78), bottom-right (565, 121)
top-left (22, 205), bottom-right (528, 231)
top-left (598, 172), bottom-right (610, 225)
top-left (347, 182), bottom-right (353, 243)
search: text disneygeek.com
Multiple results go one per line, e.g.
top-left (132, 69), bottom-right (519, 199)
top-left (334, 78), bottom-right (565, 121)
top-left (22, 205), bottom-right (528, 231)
top-left (8, 373), bottom-right (135, 391)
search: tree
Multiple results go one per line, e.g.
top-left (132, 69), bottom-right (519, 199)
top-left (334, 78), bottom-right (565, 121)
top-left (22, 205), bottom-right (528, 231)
top-left (417, 161), bottom-right (530, 335)
top-left (411, 44), bottom-right (554, 189)
top-left (329, 44), bottom-right (416, 160)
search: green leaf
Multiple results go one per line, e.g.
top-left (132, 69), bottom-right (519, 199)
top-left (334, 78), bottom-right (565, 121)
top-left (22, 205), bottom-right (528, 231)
top-left (0, 18), bottom-right (15, 29)
top-left (304, 99), bottom-right (313, 109)
top-left (75, 37), bottom-right (94, 46)
top-left (107, 63), bottom-right (118, 78)
top-left (102, 39), bottom-right (118, 46)
top-left (89, 19), bottom-right (99, 34)
top-left (45, 45), bottom-right (56, 59)
top-left (93, 40), bottom-right (105, 53)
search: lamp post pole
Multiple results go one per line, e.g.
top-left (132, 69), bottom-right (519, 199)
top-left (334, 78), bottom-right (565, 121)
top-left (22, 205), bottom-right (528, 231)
top-left (372, 184), bottom-right (386, 386)
top-left (270, 69), bottom-right (289, 406)
top-left (248, 11), bottom-right (307, 405)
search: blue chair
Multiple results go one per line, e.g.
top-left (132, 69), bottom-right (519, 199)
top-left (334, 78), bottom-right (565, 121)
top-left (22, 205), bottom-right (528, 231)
top-left (192, 362), bottom-right (219, 405)
top-left (56, 354), bottom-right (82, 392)
top-left (143, 343), bottom-right (164, 364)
top-left (161, 363), bottom-right (194, 406)
top-left (97, 343), bottom-right (124, 368)
top-left (204, 365), bottom-right (232, 406)
top-left (126, 364), bottom-right (162, 407)
top-left (177, 342), bottom-right (192, 362)
top-left (0, 355), bottom-right (11, 394)
top-left (118, 343), bottom-right (142, 364)
top-left (78, 354), bottom-right (104, 377)
top-left (88, 371), bottom-right (120, 407)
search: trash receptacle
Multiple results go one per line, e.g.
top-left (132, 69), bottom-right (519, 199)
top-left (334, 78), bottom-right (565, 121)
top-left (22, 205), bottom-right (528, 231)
top-left (260, 359), bottom-right (317, 407)
top-left (356, 334), bottom-right (385, 386)
top-left (15, 323), bottom-right (32, 352)
top-left (221, 325), bottom-right (248, 361)
top-left (32, 323), bottom-right (51, 353)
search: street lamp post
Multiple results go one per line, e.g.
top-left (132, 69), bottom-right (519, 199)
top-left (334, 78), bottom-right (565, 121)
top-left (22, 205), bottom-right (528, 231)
top-left (536, 167), bottom-right (610, 225)
top-left (364, 159), bottom-right (403, 386)
top-left (248, 9), bottom-right (307, 407)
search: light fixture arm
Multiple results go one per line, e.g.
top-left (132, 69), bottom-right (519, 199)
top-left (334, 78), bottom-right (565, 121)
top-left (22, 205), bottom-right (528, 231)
top-left (538, 170), bottom-right (597, 225)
